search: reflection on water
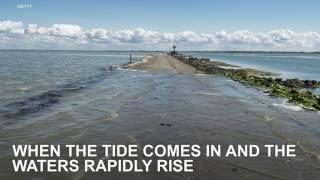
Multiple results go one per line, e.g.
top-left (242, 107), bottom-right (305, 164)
top-left (0, 50), bottom-right (320, 179)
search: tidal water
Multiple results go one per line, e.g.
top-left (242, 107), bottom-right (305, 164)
top-left (0, 50), bottom-right (320, 180)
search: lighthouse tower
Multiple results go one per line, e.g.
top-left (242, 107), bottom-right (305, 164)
top-left (170, 39), bottom-right (177, 55)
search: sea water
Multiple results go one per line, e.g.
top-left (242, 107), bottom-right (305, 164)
top-left (1, 50), bottom-right (320, 179)
top-left (187, 52), bottom-right (320, 80)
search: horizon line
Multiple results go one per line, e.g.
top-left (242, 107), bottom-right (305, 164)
top-left (0, 49), bottom-right (319, 53)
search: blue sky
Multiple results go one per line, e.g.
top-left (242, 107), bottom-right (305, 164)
top-left (1, 0), bottom-right (319, 32)
top-left (0, 0), bottom-right (320, 50)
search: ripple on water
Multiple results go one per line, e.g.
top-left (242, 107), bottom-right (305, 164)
top-left (272, 101), bottom-right (303, 111)
top-left (104, 93), bottom-right (120, 100)
top-left (263, 115), bottom-right (274, 123)
top-left (105, 110), bottom-right (119, 121)
top-left (195, 91), bottom-right (221, 96)
top-left (17, 87), bottom-right (32, 92)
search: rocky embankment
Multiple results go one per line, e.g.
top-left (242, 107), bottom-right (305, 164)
top-left (170, 52), bottom-right (320, 110)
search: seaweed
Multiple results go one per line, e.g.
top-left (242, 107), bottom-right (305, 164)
top-left (170, 52), bottom-right (320, 110)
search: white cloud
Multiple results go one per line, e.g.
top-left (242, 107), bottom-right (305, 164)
top-left (26, 24), bottom-right (86, 39)
top-left (175, 31), bottom-right (213, 44)
top-left (111, 28), bottom-right (162, 44)
top-left (0, 20), bottom-right (320, 51)
top-left (0, 21), bottom-right (24, 34)
top-left (86, 28), bottom-right (112, 42)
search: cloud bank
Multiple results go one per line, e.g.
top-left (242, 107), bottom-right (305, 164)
top-left (0, 20), bottom-right (320, 51)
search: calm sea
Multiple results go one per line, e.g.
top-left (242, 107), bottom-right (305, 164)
top-left (187, 52), bottom-right (320, 80)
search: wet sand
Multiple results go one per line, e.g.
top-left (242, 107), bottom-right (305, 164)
top-left (129, 54), bottom-right (202, 74)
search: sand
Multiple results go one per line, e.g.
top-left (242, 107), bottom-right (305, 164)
top-left (129, 54), bottom-right (202, 74)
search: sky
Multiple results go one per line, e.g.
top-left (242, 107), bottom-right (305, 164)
top-left (0, 0), bottom-right (320, 51)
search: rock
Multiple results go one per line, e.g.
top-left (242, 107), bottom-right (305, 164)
top-left (160, 123), bottom-right (172, 127)
top-left (231, 167), bottom-right (238, 172)
top-left (169, 53), bottom-right (320, 110)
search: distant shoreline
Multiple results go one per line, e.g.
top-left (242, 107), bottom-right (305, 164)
top-left (0, 49), bottom-right (319, 54)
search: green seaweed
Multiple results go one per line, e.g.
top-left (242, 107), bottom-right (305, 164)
top-left (170, 52), bottom-right (320, 111)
